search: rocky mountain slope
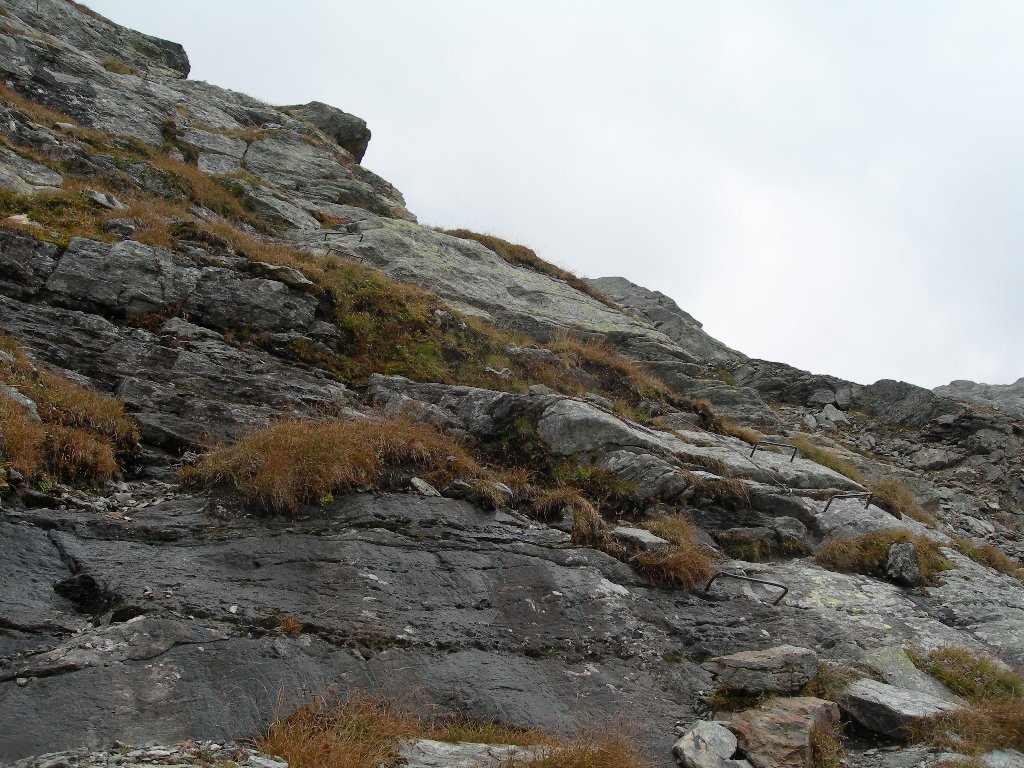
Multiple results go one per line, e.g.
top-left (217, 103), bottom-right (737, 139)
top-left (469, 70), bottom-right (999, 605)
top-left (935, 378), bottom-right (1024, 420)
top-left (1, 3), bottom-right (1023, 768)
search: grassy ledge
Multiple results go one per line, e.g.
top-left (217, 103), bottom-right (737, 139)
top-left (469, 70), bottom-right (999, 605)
top-left (0, 333), bottom-right (138, 486)
top-left (815, 530), bottom-right (952, 584)
top-left (180, 416), bottom-right (486, 513)
top-left (259, 692), bottom-right (650, 768)
top-left (908, 647), bottom-right (1024, 754)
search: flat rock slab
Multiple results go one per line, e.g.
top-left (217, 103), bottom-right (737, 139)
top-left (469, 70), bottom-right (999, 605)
top-left (728, 696), bottom-right (839, 768)
top-left (611, 526), bottom-right (671, 551)
top-left (703, 645), bottom-right (818, 693)
top-left (398, 738), bottom-right (545, 768)
top-left (836, 678), bottom-right (960, 738)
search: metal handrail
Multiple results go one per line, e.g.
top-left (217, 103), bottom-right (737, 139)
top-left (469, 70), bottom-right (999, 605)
top-left (705, 570), bottom-right (789, 605)
top-left (750, 441), bottom-right (799, 462)
top-left (822, 492), bottom-right (873, 513)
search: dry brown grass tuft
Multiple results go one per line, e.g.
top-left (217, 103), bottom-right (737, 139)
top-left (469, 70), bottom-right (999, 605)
top-left (64, 0), bottom-right (116, 25)
top-left (868, 478), bottom-right (935, 527)
top-left (259, 692), bottom-right (649, 768)
top-left (0, 187), bottom-right (109, 246)
top-left (436, 228), bottom-right (619, 311)
top-left (147, 152), bottom-right (253, 221)
top-left (816, 530), bottom-right (952, 583)
top-left (720, 420), bottom-right (762, 445)
top-left (792, 435), bottom-right (866, 484)
top-left (690, 474), bottom-right (751, 511)
top-left (642, 514), bottom-right (699, 545)
top-left (713, 529), bottom-right (776, 562)
top-left (44, 426), bottom-right (118, 484)
top-left (910, 701), bottom-right (1024, 755)
top-left (547, 333), bottom-right (668, 400)
top-left (0, 333), bottom-right (136, 485)
top-left (951, 536), bottom-right (1024, 581)
top-left (428, 718), bottom-right (552, 747)
top-left (532, 487), bottom-right (592, 522)
top-left (259, 693), bottom-right (422, 768)
top-left (810, 718), bottom-right (846, 768)
top-left (508, 732), bottom-right (650, 768)
top-left (631, 538), bottom-right (717, 589)
top-left (100, 57), bottom-right (140, 76)
top-left (182, 416), bottom-right (485, 512)
top-left (276, 615), bottom-right (305, 637)
top-left (801, 663), bottom-right (864, 701)
top-left (909, 647), bottom-right (1024, 702)
top-left (0, 395), bottom-right (45, 478)
top-left (675, 451), bottom-right (732, 478)
top-left (673, 397), bottom-right (723, 432)
top-left (471, 479), bottom-right (506, 510)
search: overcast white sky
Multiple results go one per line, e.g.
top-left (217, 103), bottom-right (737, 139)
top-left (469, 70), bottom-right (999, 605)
top-left (89, 1), bottom-right (1024, 389)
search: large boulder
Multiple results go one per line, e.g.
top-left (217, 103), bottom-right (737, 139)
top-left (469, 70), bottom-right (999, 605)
top-left (836, 679), bottom-right (960, 738)
top-left (285, 101), bottom-right (372, 162)
top-left (728, 697), bottom-right (840, 768)
top-left (673, 720), bottom-right (752, 768)
top-left (702, 646), bottom-right (818, 694)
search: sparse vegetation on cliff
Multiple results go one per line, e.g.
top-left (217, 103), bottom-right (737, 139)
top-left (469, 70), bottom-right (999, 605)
top-left (259, 692), bottom-right (650, 768)
top-left (181, 416), bottom-right (485, 512)
top-left (0, 333), bottom-right (138, 486)
top-left (908, 647), bottom-right (1024, 754)
top-left (816, 530), bottom-right (951, 583)
top-left (436, 227), bottom-right (619, 310)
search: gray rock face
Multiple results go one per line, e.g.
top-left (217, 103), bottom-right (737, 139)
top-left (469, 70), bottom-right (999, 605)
top-left (836, 679), bottom-right (960, 738)
top-left (4, 0), bottom-right (190, 78)
top-left (936, 377), bottom-right (1024, 419)
top-left (587, 276), bottom-right (744, 365)
top-left (0, 145), bottom-right (63, 194)
top-left (2, 6), bottom-right (1023, 768)
top-left (41, 237), bottom-right (318, 333)
top-left (702, 645), bottom-right (818, 693)
top-left (856, 379), bottom-right (964, 427)
top-left (0, 6), bottom-right (410, 221)
top-left (7, 742), bottom-right (286, 768)
top-left (0, 294), bottom-right (349, 449)
top-left (285, 101), bottom-right (371, 162)
top-left (0, 493), bottom-right (719, 761)
top-left (369, 375), bottom-right (862, 494)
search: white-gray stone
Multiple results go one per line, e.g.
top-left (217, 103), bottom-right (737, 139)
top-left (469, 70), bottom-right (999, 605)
top-left (397, 739), bottom-right (545, 768)
top-left (610, 526), bottom-right (671, 551)
top-left (673, 720), bottom-right (751, 768)
top-left (820, 403), bottom-right (849, 424)
top-left (836, 678), bottom-right (960, 737)
top-left (410, 477), bottom-right (441, 497)
top-left (0, 383), bottom-right (40, 420)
